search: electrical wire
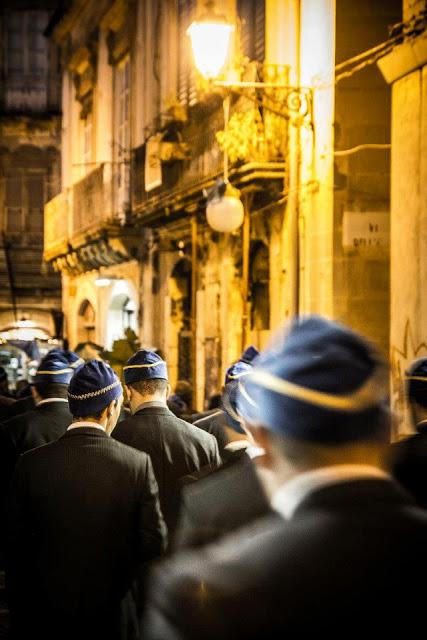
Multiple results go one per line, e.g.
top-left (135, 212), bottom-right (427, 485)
top-left (334, 144), bottom-right (391, 157)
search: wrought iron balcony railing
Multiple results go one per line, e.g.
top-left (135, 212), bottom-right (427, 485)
top-left (133, 100), bottom-right (287, 221)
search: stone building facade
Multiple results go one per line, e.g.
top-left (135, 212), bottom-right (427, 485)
top-left (0, 0), bottom-right (62, 338)
top-left (44, 0), bottom-right (400, 409)
top-left (378, 0), bottom-right (427, 433)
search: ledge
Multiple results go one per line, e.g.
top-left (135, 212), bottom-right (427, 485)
top-left (377, 31), bottom-right (427, 84)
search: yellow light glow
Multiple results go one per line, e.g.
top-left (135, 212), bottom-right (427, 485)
top-left (187, 21), bottom-right (234, 79)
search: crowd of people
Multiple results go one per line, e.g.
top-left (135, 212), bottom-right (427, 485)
top-left (0, 314), bottom-right (427, 638)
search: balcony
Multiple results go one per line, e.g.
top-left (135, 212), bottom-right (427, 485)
top-left (44, 163), bottom-right (139, 273)
top-left (133, 99), bottom-right (287, 225)
top-left (44, 191), bottom-right (69, 262)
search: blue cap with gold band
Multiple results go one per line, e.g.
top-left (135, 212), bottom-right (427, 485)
top-left (237, 316), bottom-right (390, 444)
top-left (123, 349), bottom-right (168, 386)
top-left (222, 346), bottom-right (259, 434)
top-left (405, 357), bottom-right (427, 409)
top-left (68, 360), bottom-right (122, 416)
top-left (48, 348), bottom-right (85, 370)
top-left (33, 353), bottom-right (74, 385)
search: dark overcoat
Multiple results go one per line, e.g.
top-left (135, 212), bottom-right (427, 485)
top-left (6, 427), bottom-right (166, 640)
top-left (112, 405), bottom-right (221, 537)
top-left (174, 453), bottom-right (271, 550)
top-left (142, 478), bottom-right (427, 638)
top-left (389, 425), bottom-right (427, 508)
top-left (0, 401), bottom-right (73, 563)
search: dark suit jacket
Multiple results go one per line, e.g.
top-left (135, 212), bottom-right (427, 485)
top-left (174, 453), bottom-right (271, 550)
top-left (6, 427), bottom-right (166, 640)
top-left (113, 405), bottom-right (221, 538)
top-left (389, 425), bottom-right (427, 508)
top-left (0, 401), bottom-right (73, 564)
top-left (142, 478), bottom-right (427, 638)
top-left (1, 395), bottom-right (35, 421)
top-left (192, 409), bottom-right (231, 456)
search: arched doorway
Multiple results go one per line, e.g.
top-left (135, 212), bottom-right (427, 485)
top-left (77, 299), bottom-right (96, 344)
top-left (105, 280), bottom-right (138, 349)
top-left (250, 241), bottom-right (270, 348)
top-left (169, 258), bottom-right (192, 385)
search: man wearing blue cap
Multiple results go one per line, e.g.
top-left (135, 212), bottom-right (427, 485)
top-left (0, 353), bottom-right (74, 561)
top-left (6, 359), bottom-right (166, 640)
top-left (389, 357), bottom-right (427, 508)
top-left (192, 346), bottom-right (260, 460)
top-left (174, 348), bottom-right (270, 550)
top-left (112, 349), bottom-right (220, 541)
top-left (141, 316), bottom-right (427, 637)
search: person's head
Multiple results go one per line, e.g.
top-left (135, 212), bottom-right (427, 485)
top-left (68, 360), bottom-right (123, 434)
top-left (48, 348), bottom-right (85, 371)
top-left (174, 380), bottom-right (193, 408)
top-left (237, 316), bottom-right (390, 495)
top-left (405, 358), bottom-right (427, 428)
top-left (31, 354), bottom-right (74, 404)
top-left (221, 345), bottom-right (260, 436)
top-left (0, 366), bottom-right (9, 395)
top-left (123, 349), bottom-right (170, 412)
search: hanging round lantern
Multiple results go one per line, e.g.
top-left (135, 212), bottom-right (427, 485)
top-left (206, 182), bottom-right (244, 232)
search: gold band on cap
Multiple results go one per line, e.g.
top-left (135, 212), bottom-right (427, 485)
top-left (249, 367), bottom-right (386, 412)
top-left (405, 375), bottom-right (427, 382)
top-left (68, 378), bottom-right (121, 400)
top-left (123, 361), bottom-right (165, 371)
top-left (36, 368), bottom-right (73, 375)
top-left (226, 370), bottom-right (252, 381)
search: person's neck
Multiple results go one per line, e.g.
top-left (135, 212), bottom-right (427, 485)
top-left (132, 395), bottom-right (166, 411)
top-left (73, 417), bottom-right (106, 429)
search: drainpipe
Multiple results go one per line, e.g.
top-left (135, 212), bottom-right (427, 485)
top-left (191, 215), bottom-right (198, 406)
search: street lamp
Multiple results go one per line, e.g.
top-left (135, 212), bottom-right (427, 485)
top-left (187, 1), bottom-right (234, 79)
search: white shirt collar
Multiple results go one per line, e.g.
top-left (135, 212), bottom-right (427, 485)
top-left (272, 464), bottom-right (392, 521)
top-left (133, 400), bottom-right (167, 414)
top-left (67, 421), bottom-right (106, 432)
top-left (37, 398), bottom-right (68, 406)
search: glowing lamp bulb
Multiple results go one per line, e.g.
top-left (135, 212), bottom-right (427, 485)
top-left (187, 7), bottom-right (234, 79)
top-left (206, 191), bottom-right (244, 233)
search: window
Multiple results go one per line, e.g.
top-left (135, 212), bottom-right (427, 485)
top-left (5, 11), bottom-right (48, 76)
top-left (237, 0), bottom-right (265, 63)
top-left (4, 173), bottom-right (46, 233)
top-left (114, 57), bottom-right (130, 220)
top-left (178, 0), bottom-right (197, 105)
top-left (5, 175), bottom-right (23, 231)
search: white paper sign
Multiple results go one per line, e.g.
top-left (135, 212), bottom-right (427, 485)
top-left (342, 211), bottom-right (390, 250)
top-left (145, 135), bottom-right (162, 191)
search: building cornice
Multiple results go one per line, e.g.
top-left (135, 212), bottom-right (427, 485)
top-left (378, 30), bottom-right (427, 84)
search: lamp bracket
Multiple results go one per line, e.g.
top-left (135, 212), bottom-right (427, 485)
top-left (212, 81), bottom-right (313, 123)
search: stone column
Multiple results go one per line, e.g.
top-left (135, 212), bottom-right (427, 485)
top-left (378, 0), bottom-right (427, 435)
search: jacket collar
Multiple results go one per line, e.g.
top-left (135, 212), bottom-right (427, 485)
top-left (62, 426), bottom-right (109, 439)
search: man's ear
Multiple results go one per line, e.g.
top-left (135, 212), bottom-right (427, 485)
top-left (124, 384), bottom-right (132, 401)
top-left (166, 383), bottom-right (172, 399)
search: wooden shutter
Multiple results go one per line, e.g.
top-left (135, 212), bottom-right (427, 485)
top-left (237, 0), bottom-right (265, 63)
top-left (178, 0), bottom-right (197, 105)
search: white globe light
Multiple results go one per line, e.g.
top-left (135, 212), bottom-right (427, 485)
top-left (206, 194), bottom-right (244, 232)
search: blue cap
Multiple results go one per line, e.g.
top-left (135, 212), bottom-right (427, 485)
top-left (222, 346), bottom-right (260, 434)
top-left (237, 315), bottom-right (390, 444)
top-left (123, 350), bottom-right (168, 385)
top-left (34, 353), bottom-right (74, 385)
top-left (405, 357), bottom-right (427, 408)
top-left (48, 348), bottom-right (85, 370)
top-left (68, 360), bottom-right (122, 416)
top-left (224, 346), bottom-right (259, 385)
